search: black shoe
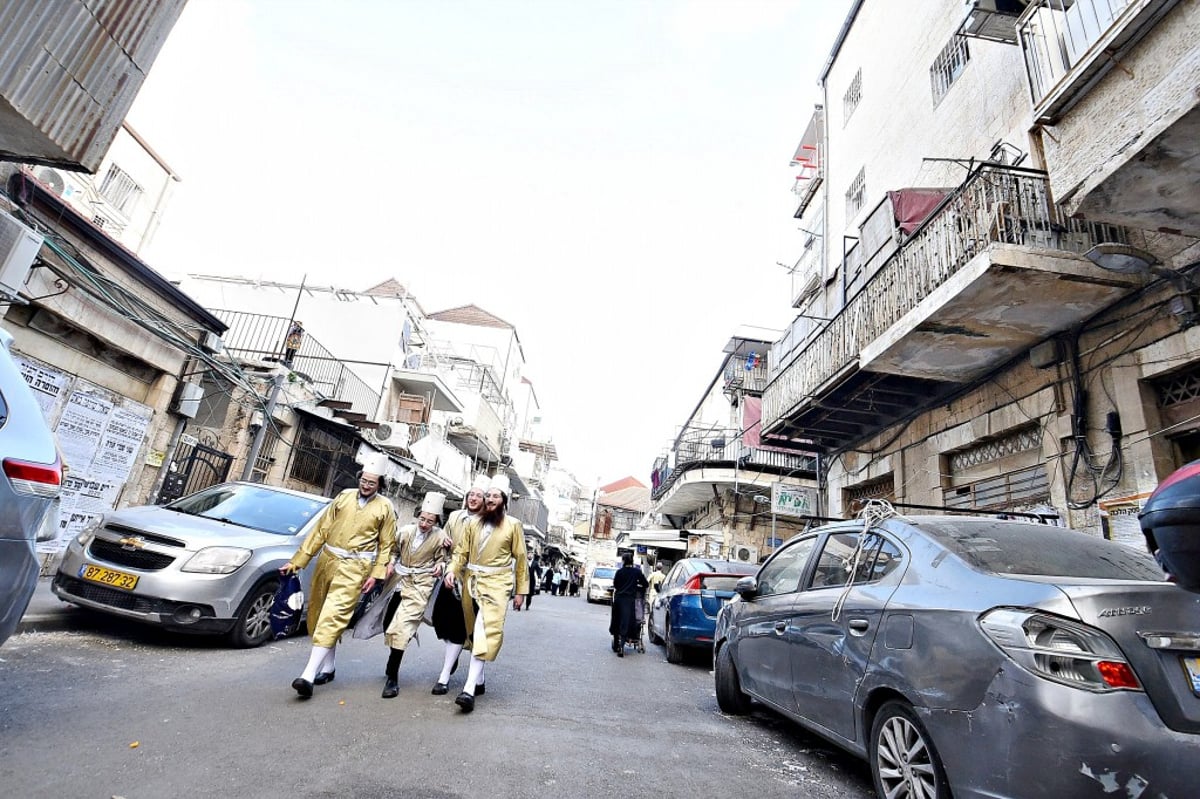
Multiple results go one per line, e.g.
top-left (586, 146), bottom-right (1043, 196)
top-left (617, 647), bottom-right (624, 658)
top-left (475, 682), bottom-right (485, 696)
top-left (611, 636), bottom-right (620, 653)
top-left (381, 678), bottom-right (399, 699)
top-left (313, 670), bottom-right (335, 686)
top-left (455, 691), bottom-right (475, 713)
top-left (431, 682), bottom-right (449, 695)
top-left (291, 678), bottom-right (313, 698)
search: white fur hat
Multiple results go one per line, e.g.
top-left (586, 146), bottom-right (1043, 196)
top-left (420, 492), bottom-right (446, 516)
top-left (360, 451), bottom-right (390, 477)
top-left (469, 474), bottom-right (490, 492)
top-left (488, 473), bottom-right (511, 498)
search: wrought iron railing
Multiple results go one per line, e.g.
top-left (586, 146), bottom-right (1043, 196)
top-left (212, 309), bottom-right (380, 416)
top-left (651, 425), bottom-right (816, 500)
top-left (763, 164), bottom-right (1129, 429)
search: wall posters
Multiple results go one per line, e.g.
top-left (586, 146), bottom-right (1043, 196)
top-left (15, 355), bottom-right (154, 553)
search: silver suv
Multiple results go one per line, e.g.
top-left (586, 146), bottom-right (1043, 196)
top-left (53, 481), bottom-right (330, 647)
top-left (0, 327), bottom-right (63, 647)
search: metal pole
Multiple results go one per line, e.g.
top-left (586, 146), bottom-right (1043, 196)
top-left (240, 371), bottom-right (284, 482)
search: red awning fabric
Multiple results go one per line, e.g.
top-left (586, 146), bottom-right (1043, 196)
top-left (888, 189), bottom-right (950, 235)
top-left (742, 397), bottom-right (799, 455)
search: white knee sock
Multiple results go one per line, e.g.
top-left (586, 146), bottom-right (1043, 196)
top-left (301, 645), bottom-right (331, 682)
top-left (464, 655), bottom-right (485, 695)
top-left (438, 643), bottom-right (464, 683)
top-left (320, 643), bottom-right (336, 674)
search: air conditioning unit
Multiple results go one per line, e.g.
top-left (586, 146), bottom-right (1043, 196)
top-left (369, 421), bottom-right (410, 449)
top-left (172, 382), bottom-right (205, 418)
top-left (0, 210), bottom-right (45, 303)
top-left (200, 331), bottom-right (224, 353)
top-left (732, 545), bottom-right (759, 564)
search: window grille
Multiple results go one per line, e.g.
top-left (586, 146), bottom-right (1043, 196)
top-left (251, 428), bottom-right (280, 483)
top-left (98, 164), bottom-right (143, 216)
top-left (948, 426), bottom-right (1041, 472)
top-left (944, 463), bottom-right (1050, 511)
top-left (92, 215), bottom-right (108, 229)
top-left (930, 35), bottom-right (970, 105)
top-left (1156, 366), bottom-right (1200, 408)
top-left (844, 474), bottom-right (895, 512)
top-left (845, 167), bottom-right (866, 220)
top-left (843, 68), bottom-right (862, 125)
top-left (290, 423), bottom-right (340, 486)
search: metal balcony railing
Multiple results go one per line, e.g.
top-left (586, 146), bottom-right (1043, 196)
top-left (212, 309), bottom-right (381, 416)
top-left (763, 164), bottom-right (1130, 429)
top-left (723, 357), bottom-right (770, 395)
top-left (1017, 0), bottom-right (1148, 119)
top-left (651, 425), bottom-right (816, 500)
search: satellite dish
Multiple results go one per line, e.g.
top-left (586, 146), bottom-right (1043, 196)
top-left (373, 422), bottom-right (394, 442)
top-left (35, 168), bottom-right (64, 195)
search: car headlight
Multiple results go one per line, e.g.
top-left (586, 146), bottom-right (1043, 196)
top-left (979, 608), bottom-right (1141, 691)
top-left (182, 546), bottom-right (252, 574)
top-left (73, 516), bottom-right (103, 548)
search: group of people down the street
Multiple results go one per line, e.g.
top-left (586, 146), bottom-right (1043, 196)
top-left (280, 454), bottom-right (528, 713)
top-left (535, 560), bottom-right (581, 596)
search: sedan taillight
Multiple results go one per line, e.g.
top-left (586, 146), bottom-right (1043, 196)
top-left (682, 575), bottom-right (703, 595)
top-left (979, 608), bottom-right (1141, 692)
top-left (3, 456), bottom-right (63, 498)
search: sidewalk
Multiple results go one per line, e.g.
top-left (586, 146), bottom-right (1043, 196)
top-left (14, 577), bottom-right (76, 635)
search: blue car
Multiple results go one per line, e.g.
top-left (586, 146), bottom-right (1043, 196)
top-left (647, 557), bottom-right (756, 663)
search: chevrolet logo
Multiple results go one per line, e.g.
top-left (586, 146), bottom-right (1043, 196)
top-left (118, 536), bottom-right (147, 551)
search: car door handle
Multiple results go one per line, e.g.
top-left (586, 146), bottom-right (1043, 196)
top-left (774, 621), bottom-right (787, 635)
top-left (847, 618), bottom-right (870, 635)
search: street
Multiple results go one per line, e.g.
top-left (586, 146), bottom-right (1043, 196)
top-left (0, 591), bottom-right (874, 799)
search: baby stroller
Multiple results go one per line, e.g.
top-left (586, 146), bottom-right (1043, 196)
top-left (612, 590), bottom-right (647, 656)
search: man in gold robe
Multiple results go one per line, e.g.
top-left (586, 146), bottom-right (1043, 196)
top-left (430, 474), bottom-right (488, 696)
top-left (444, 473), bottom-right (529, 713)
top-left (281, 453), bottom-right (396, 699)
top-left (380, 491), bottom-right (450, 698)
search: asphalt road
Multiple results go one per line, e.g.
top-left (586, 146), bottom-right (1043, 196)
top-left (0, 592), bottom-right (875, 799)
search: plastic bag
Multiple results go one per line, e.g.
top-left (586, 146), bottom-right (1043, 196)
top-left (269, 573), bottom-right (304, 640)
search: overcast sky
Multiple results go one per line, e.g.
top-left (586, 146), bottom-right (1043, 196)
top-left (129, 0), bottom-right (852, 488)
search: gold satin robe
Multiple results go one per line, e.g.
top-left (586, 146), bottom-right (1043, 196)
top-left (383, 522), bottom-right (451, 649)
top-left (447, 514), bottom-right (529, 662)
top-left (288, 489), bottom-right (396, 648)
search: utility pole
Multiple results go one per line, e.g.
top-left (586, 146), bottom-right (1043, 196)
top-left (241, 275), bottom-right (305, 482)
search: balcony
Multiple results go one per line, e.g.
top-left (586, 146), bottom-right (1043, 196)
top-left (1018, 0), bottom-right (1174, 124)
top-left (651, 425), bottom-right (816, 515)
top-left (212, 310), bottom-right (380, 417)
top-left (762, 164), bottom-right (1139, 452)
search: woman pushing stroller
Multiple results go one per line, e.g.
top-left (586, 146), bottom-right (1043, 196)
top-left (608, 552), bottom-right (648, 657)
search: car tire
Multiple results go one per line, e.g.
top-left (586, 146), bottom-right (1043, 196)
top-left (714, 643), bottom-right (750, 715)
top-left (664, 617), bottom-right (684, 664)
top-left (227, 578), bottom-right (278, 648)
top-left (869, 700), bottom-right (952, 799)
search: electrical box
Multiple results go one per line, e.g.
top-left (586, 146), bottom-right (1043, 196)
top-left (0, 210), bottom-right (45, 302)
top-left (200, 331), bottom-right (224, 353)
top-left (173, 382), bottom-right (204, 418)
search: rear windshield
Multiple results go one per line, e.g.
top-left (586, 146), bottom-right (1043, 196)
top-left (592, 568), bottom-right (616, 579)
top-left (168, 484), bottom-right (329, 535)
top-left (913, 518), bottom-right (1164, 580)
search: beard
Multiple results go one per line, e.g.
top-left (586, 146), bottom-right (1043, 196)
top-left (480, 502), bottom-right (506, 527)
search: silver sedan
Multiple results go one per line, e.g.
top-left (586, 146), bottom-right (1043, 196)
top-left (714, 515), bottom-right (1200, 799)
top-left (53, 481), bottom-right (329, 647)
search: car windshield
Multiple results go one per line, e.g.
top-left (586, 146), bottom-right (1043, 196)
top-left (913, 518), bottom-right (1165, 580)
top-left (689, 559), bottom-right (757, 574)
top-left (593, 568), bottom-right (616, 579)
top-left (167, 484), bottom-right (329, 535)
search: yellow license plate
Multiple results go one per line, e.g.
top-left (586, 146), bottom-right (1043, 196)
top-left (1184, 657), bottom-right (1200, 695)
top-left (80, 564), bottom-right (139, 591)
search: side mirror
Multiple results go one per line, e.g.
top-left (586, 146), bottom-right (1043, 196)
top-left (735, 575), bottom-right (758, 599)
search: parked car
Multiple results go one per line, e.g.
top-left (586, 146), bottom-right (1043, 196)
top-left (648, 556), bottom-right (756, 663)
top-left (714, 515), bottom-right (1199, 799)
top-left (586, 566), bottom-right (616, 603)
top-left (53, 481), bottom-right (330, 647)
top-left (0, 327), bottom-right (63, 647)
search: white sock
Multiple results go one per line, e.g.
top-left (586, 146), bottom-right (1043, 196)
top-left (301, 646), bottom-right (331, 682)
top-left (438, 643), bottom-right (464, 683)
top-left (320, 644), bottom-right (337, 674)
top-left (478, 663), bottom-right (485, 687)
top-left (464, 656), bottom-right (485, 695)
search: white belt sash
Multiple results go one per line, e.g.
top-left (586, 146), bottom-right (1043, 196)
top-left (325, 545), bottom-right (376, 561)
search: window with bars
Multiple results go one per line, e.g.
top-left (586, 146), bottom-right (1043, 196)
top-left (845, 167), bottom-right (866, 220)
top-left (844, 473), bottom-right (895, 513)
top-left (843, 68), bottom-right (862, 125)
top-left (98, 164), bottom-right (143, 215)
top-left (930, 34), bottom-right (970, 106)
top-left (290, 423), bottom-right (340, 486)
top-left (251, 427), bottom-right (280, 483)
